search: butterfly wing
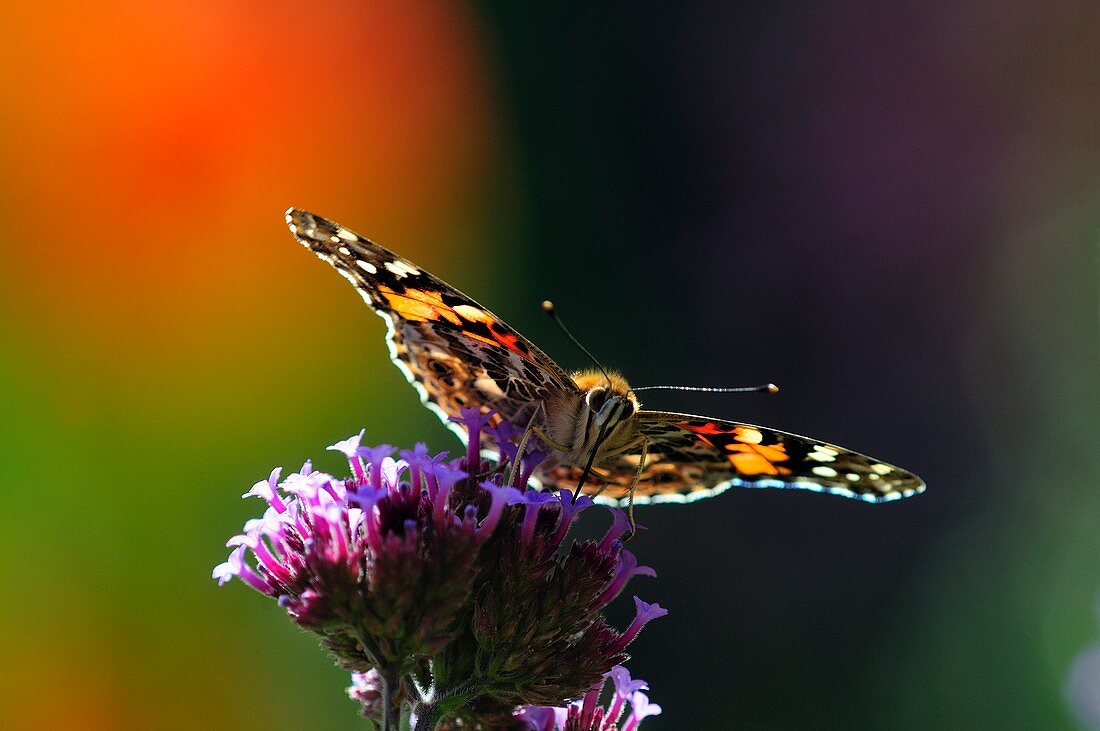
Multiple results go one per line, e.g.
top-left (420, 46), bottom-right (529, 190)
top-left (537, 411), bottom-right (924, 505)
top-left (286, 209), bottom-right (578, 440)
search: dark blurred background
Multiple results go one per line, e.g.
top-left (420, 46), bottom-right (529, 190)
top-left (0, 2), bottom-right (1096, 729)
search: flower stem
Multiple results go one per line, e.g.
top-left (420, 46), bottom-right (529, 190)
top-left (380, 671), bottom-right (400, 731)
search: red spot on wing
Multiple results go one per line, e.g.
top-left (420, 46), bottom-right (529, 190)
top-left (678, 421), bottom-right (728, 436)
top-left (488, 323), bottom-right (529, 357)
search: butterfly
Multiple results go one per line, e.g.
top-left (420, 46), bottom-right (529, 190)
top-left (286, 208), bottom-right (925, 508)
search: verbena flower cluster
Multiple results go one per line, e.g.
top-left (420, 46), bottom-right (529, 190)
top-left (214, 408), bottom-right (665, 730)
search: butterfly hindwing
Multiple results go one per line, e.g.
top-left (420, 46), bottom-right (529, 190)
top-left (286, 209), bottom-right (577, 439)
top-left (535, 412), bottom-right (924, 505)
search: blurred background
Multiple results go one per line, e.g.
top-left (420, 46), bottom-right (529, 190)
top-left (0, 2), bottom-right (1096, 728)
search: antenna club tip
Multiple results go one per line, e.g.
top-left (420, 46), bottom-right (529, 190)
top-left (766, 383), bottom-right (779, 394)
top-left (541, 300), bottom-right (555, 313)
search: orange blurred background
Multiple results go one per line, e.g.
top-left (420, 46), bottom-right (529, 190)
top-left (0, 2), bottom-right (504, 728)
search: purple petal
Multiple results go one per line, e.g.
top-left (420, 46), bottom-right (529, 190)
top-left (479, 482), bottom-right (523, 535)
top-left (607, 665), bottom-right (649, 698)
top-left (328, 430), bottom-right (368, 482)
top-left (512, 490), bottom-right (560, 547)
top-left (399, 443), bottom-right (434, 492)
top-left (596, 551), bottom-right (657, 608)
top-left (613, 596), bottom-right (669, 652)
top-left (508, 490), bottom-right (560, 506)
top-left (513, 706), bottom-right (559, 731)
top-left (550, 488), bottom-right (595, 545)
top-left (633, 595), bottom-right (669, 623)
top-left (599, 509), bottom-right (632, 551)
top-left (622, 691), bottom-right (662, 731)
top-left (328, 430), bottom-right (365, 459)
top-left (485, 421), bottom-right (521, 466)
top-left (356, 444), bottom-right (395, 491)
top-left (450, 406), bottom-right (496, 469)
top-left (212, 545), bottom-right (271, 593)
top-left (242, 467), bottom-right (286, 512)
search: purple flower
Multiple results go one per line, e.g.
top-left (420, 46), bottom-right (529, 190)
top-left (613, 597), bottom-right (670, 653)
top-left (509, 489), bottom-right (563, 548)
top-left (348, 669), bottom-right (393, 720)
top-left (215, 410), bottom-right (666, 729)
top-left (328, 430), bottom-right (367, 482)
top-left (621, 692), bottom-right (662, 731)
top-left (604, 666), bottom-right (648, 723)
top-left (514, 705), bottom-right (560, 731)
top-left (596, 552), bottom-right (657, 609)
top-left (516, 666), bottom-right (662, 731)
top-left (449, 405), bottom-right (495, 474)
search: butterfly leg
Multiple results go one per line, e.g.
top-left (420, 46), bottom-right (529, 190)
top-left (531, 427), bottom-right (570, 453)
top-left (622, 438), bottom-right (648, 540)
top-left (508, 407), bottom-right (570, 487)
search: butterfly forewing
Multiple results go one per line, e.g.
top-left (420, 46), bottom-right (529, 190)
top-left (286, 208), bottom-right (577, 440)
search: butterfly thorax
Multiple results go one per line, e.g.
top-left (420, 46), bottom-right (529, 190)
top-left (542, 369), bottom-right (643, 468)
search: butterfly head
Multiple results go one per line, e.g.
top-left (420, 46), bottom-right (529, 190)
top-left (574, 369), bottom-right (639, 429)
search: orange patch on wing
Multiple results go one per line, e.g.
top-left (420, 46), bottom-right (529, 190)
top-left (381, 288), bottom-right (530, 357)
top-left (725, 442), bottom-right (792, 476)
top-left (378, 285), bottom-right (463, 325)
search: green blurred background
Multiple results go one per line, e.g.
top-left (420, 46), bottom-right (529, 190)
top-left (0, 2), bottom-right (1097, 728)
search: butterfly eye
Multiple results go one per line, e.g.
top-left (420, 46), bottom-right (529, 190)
top-left (586, 387), bottom-right (608, 411)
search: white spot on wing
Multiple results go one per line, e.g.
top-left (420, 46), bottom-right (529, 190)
top-left (384, 260), bottom-right (420, 279)
top-left (356, 260), bottom-right (378, 274)
top-left (474, 376), bottom-right (505, 398)
top-left (737, 428), bottom-right (763, 444)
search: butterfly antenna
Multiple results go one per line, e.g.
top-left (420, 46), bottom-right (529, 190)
top-left (542, 300), bottom-right (613, 385)
top-left (632, 383), bottom-right (780, 394)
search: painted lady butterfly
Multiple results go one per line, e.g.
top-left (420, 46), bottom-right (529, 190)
top-left (286, 209), bottom-right (924, 507)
